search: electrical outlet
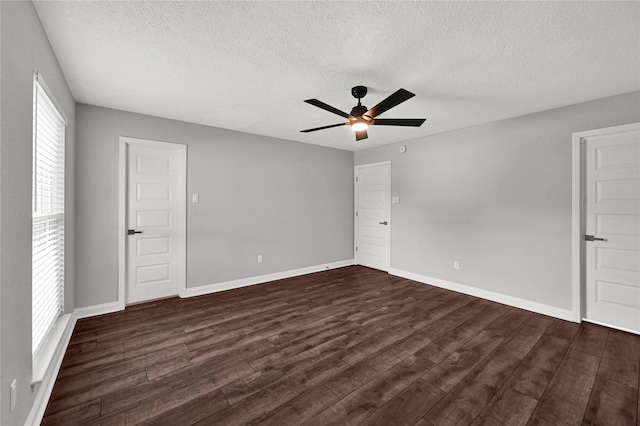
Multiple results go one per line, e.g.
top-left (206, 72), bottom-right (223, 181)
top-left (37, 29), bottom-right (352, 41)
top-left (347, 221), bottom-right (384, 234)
top-left (257, 255), bottom-right (263, 263)
top-left (453, 261), bottom-right (460, 270)
top-left (10, 379), bottom-right (17, 412)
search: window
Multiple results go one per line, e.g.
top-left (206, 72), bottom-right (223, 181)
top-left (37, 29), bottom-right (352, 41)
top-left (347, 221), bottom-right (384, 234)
top-left (32, 76), bottom-right (66, 359)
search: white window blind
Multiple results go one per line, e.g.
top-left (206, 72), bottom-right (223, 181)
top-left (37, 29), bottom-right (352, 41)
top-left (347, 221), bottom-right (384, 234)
top-left (32, 78), bottom-right (66, 358)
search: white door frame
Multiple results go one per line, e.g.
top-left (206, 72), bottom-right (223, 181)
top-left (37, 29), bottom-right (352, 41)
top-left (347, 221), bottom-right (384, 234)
top-left (571, 122), bottom-right (640, 325)
top-left (354, 161), bottom-right (392, 270)
top-left (118, 136), bottom-right (187, 309)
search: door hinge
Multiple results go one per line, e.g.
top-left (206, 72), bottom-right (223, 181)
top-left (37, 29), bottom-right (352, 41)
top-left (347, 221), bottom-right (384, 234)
top-left (356, 177), bottom-right (359, 182)
top-left (356, 246), bottom-right (358, 252)
top-left (355, 211), bottom-right (358, 217)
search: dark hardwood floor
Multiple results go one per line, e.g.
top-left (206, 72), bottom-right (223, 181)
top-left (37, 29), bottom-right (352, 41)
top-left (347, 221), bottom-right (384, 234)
top-left (43, 266), bottom-right (640, 425)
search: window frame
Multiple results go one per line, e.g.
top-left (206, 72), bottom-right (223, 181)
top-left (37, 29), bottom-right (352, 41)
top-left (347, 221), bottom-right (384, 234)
top-left (32, 73), bottom-right (67, 363)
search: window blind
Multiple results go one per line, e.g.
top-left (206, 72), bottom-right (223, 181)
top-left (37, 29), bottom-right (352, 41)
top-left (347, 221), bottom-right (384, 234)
top-left (32, 79), bottom-right (66, 358)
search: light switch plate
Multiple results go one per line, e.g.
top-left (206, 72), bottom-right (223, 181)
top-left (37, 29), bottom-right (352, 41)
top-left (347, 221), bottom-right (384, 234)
top-left (192, 193), bottom-right (199, 203)
top-left (392, 196), bottom-right (400, 204)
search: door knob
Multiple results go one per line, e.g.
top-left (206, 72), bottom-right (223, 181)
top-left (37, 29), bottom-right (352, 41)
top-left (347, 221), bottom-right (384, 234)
top-left (127, 229), bottom-right (143, 235)
top-left (584, 235), bottom-right (606, 242)
top-left (379, 221), bottom-right (388, 225)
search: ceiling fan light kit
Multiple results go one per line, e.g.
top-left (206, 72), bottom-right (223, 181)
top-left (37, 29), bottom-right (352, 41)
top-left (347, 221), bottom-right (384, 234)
top-left (301, 86), bottom-right (426, 141)
top-left (351, 118), bottom-right (369, 132)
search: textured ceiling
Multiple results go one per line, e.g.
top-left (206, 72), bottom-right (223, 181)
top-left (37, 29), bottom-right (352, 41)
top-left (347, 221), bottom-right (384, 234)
top-left (33, 1), bottom-right (640, 151)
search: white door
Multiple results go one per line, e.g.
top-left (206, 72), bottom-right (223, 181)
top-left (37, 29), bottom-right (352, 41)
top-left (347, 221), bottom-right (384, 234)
top-left (126, 140), bottom-right (186, 304)
top-left (355, 162), bottom-right (390, 271)
top-left (584, 124), bottom-right (640, 333)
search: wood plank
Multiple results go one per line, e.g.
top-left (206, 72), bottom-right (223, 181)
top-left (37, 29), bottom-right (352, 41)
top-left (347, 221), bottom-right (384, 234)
top-left (417, 298), bottom-right (491, 340)
top-left (322, 357), bottom-right (382, 399)
top-left (306, 350), bottom-right (437, 426)
top-left (339, 324), bottom-right (415, 366)
top-left (101, 358), bottom-right (253, 416)
top-left (567, 321), bottom-right (609, 357)
top-left (496, 321), bottom-right (547, 360)
top-left (597, 328), bottom-right (640, 389)
top-left (267, 311), bottom-right (355, 347)
top-left (504, 334), bottom-right (571, 399)
top-left (424, 347), bottom-right (521, 424)
top-left (53, 343), bottom-right (189, 393)
top-left (421, 330), bottom-right (505, 393)
top-left (192, 358), bottom-right (348, 426)
top-left (251, 385), bottom-right (339, 426)
top-left (147, 338), bottom-right (274, 380)
top-left (248, 319), bottom-right (360, 370)
top-left (408, 293), bottom-right (477, 330)
top-left (265, 355), bottom-right (350, 405)
top-left (521, 313), bottom-right (554, 330)
top-left (221, 335), bottom-right (350, 405)
top-left (472, 387), bottom-right (538, 426)
top-left (524, 416), bottom-right (557, 426)
top-left (483, 307), bottom-right (530, 337)
top-left (194, 388), bottom-right (278, 425)
top-left (143, 389), bottom-right (229, 426)
top-left (62, 324), bottom-right (189, 370)
top-left (426, 304), bottom-right (510, 361)
top-left (359, 379), bottom-right (445, 426)
top-left (323, 331), bottom-right (432, 399)
top-left (582, 375), bottom-right (637, 425)
top-left (90, 380), bottom-right (226, 426)
top-left (45, 370), bottom-right (148, 416)
top-left (41, 398), bottom-right (101, 425)
top-left (183, 301), bottom-right (289, 333)
top-left (544, 319), bottom-right (580, 341)
top-left (528, 349), bottom-right (600, 425)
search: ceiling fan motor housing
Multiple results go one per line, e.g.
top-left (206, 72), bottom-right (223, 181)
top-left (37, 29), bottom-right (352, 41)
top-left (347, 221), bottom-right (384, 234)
top-left (351, 85), bottom-right (367, 99)
top-left (350, 104), bottom-right (368, 118)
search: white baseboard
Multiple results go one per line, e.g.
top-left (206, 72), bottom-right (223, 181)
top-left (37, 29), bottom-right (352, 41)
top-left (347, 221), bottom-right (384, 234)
top-left (71, 260), bottom-right (356, 315)
top-left (389, 268), bottom-right (575, 322)
top-left (74, 301), bottom-right (122, 319)
top-left (185, 259), bottom-right (355, 298)
top-left (582, 318), bottom-right (640, 336)
top-left (26, 313), bottom-right (77, 426)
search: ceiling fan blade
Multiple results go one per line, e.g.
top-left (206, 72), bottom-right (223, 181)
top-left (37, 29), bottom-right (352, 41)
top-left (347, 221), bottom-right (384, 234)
top-left (355, 129), bottom-right (368, 141)
top-left (300, 122), bottom-right (349, 133)
top-left (372, 118), bottom-right (426, 127)
top-left (304, 99), bottom-right (352, 119)
top-left (365, 89), bottom-right (415, 118)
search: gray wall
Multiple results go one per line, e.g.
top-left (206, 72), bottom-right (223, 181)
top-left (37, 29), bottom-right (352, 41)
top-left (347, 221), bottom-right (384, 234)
top-left (0, 2), bottom-right (76, 424)
top-left (356, 91), bottom-right (640, 312)
top-left (75, 104), bottom-right (354, 308)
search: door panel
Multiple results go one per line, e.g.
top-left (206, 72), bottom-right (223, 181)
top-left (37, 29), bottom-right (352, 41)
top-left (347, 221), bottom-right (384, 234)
top-left (127, 143), bottom-right (184, 303)
top-left (355, 163), bottom-right (390, 271)
top-left (136, 237), bottom-right (171, 257)
top-left (584, 125), bottom-right (640, 333)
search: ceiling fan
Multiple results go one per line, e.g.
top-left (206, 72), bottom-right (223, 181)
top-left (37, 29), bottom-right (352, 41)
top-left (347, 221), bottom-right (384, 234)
top-left (301, 86), bottom-right (426, 141)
